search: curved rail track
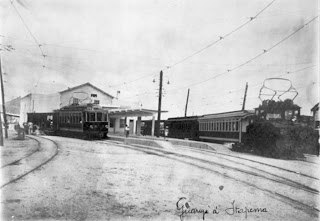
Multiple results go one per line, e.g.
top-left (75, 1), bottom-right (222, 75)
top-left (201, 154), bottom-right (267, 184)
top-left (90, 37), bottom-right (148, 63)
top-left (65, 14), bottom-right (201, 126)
top-left (99, 139), bottom-right (319, 218)
top-left (0, 136), bottom-right (60, 188)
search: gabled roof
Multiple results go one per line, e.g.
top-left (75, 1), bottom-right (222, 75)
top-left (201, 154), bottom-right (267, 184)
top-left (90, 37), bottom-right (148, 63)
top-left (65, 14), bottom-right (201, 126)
top-left (311, 103), bottom-right (319, 112)
top-left (59, 82), bottom-right (114, 98)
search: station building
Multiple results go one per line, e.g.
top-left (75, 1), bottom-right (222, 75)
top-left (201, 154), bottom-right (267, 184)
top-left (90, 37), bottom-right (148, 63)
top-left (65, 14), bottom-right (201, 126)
top-left (18, 82), bottom-right (162, 136)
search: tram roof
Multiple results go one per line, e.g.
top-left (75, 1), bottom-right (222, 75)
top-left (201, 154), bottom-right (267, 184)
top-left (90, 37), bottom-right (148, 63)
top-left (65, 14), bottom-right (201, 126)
top-left (199, 110), bottom-right (254, 120)
top-left (58, 103), bottom-right (104, 111)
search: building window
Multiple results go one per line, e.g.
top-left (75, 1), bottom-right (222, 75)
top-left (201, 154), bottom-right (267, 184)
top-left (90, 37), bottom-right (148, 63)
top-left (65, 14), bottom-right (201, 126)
top-left (94, 100), bottom-right (100, 104)
top-left (120, 118), bottom-right (126, 128)
top-left (91, 94), bottom-right (97, 97)
top-left (109, 118), bottom-right (114, 128)
top-left (73, 98), bottom-right (79, 104)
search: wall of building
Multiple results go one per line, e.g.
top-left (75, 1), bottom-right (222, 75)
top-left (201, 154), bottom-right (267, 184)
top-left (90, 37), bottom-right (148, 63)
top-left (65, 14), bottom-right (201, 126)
top-left (19, 93), bottom-right (60, 124)
top-left (60, 85), bottom-right (113, 107)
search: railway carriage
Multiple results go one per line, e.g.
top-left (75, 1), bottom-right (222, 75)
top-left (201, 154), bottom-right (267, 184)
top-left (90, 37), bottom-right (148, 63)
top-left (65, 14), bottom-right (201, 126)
top-left (198, 110), bottom-right (255, 143)
top-left (166, 116), bottom-right (200, 139)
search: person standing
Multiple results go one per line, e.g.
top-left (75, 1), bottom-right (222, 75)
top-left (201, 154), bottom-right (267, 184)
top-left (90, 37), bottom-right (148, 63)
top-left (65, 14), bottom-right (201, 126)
top-left (125, 125), bottom-right (130, 138)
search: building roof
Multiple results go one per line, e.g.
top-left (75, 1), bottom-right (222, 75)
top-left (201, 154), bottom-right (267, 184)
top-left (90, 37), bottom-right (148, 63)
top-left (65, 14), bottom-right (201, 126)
top-left (311, 103), bottom-right (319, 112)
top-left (59, 82), bottom-right (114, 98)
top-left (108, 108), bottom-right (167, 117)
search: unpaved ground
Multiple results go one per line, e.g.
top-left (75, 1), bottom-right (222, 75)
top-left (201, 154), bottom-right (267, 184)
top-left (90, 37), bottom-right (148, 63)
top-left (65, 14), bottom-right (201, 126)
top-left (1, 136), bottom-right (318, 221)
top-left (1, 132), bottom-right (39, 167)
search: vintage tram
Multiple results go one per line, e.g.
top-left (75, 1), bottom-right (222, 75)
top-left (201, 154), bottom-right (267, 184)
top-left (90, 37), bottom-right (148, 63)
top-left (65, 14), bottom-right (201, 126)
top-left (27, 103), bottom-right (109, 139)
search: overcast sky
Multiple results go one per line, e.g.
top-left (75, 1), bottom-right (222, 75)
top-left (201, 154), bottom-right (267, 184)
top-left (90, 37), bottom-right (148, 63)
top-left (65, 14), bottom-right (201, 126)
top-left (0, 0), bottom-right (319, 118)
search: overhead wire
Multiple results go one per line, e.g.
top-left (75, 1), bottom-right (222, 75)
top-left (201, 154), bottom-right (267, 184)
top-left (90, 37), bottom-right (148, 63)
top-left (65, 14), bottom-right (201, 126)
top-left (166, 15), bottom-right (319, 93)
top-left (159, 64), bottom-right (317, 112)
top-left (108, 0), bottom-right (276, 88)
top-left (165, 0), bottom-right (276, 70)
top-left (2, 0), bottom-right (276, 89)
top-left (8, 0), bottom-right (45, 58)
top-left (8, 0), bottom-right (47, 92)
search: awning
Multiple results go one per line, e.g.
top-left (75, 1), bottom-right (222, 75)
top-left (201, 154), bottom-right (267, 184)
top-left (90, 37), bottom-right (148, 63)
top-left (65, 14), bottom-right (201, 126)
top-left (108, 108), bottom-right (167, 118)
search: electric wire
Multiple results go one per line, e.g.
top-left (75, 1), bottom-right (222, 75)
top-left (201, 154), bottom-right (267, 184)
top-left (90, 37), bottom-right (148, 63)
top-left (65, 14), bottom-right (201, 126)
top-left (166, 15), bottom-right (319, 93)
top-left (108, 0), bottom-right (276, 88)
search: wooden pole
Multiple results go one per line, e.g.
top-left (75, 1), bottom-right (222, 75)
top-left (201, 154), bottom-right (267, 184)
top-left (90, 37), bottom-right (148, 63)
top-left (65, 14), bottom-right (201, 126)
top-left (242, 82), bottom-right (248, 111)
top-left (0, 56), bottom-right (8, 139)
top-left (156, 70), bottom-right (163, 137)
top-left (184, 88), bottom-right (190, 117)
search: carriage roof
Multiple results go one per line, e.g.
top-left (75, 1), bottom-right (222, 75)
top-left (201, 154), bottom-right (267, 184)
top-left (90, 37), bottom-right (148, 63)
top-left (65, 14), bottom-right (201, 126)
top-left (199, 110), bottom-right (254, 120)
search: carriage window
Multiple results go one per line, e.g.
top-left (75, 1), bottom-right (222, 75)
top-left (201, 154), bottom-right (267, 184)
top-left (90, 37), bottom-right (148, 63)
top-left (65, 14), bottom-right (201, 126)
top-left (70, 113), bottom-right (73, 123)
top-left (89, 113), bottom-right (96, 121)
top-left (97, 112), bottom-right (102, 121)
top-left (235, 121), bottom-right (239, 131)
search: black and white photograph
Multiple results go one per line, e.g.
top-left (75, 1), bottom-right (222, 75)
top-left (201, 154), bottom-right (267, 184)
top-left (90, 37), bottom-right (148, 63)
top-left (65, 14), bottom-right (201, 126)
top-left (0, 0), bottom-right (319, 220)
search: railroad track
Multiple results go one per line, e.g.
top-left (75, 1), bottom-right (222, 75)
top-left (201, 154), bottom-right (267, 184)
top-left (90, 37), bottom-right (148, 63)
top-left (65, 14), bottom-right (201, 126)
top-left (0, 136), bottom-right (60, 188)
top-left (99, 140), bottom-right (319, 218)
top-left (176, 145), bottom-right (319, 180)
top-left (1, 137), bottom-right (41, 168)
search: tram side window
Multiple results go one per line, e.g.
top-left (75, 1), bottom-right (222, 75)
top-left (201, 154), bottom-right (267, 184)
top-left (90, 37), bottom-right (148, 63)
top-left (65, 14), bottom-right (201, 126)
top-left (70, 113), bottom-right (74, 124)
top-left (97, 112), bottom-right (102, 121)
top-left (89, 113), bottom-right (95, 121)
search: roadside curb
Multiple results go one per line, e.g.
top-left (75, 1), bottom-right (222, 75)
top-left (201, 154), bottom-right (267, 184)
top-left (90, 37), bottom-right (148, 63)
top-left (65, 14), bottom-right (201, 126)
top-left (0, 135), bottom-right (59, 188)
top-left (108, 134), bottom-right (233, 152)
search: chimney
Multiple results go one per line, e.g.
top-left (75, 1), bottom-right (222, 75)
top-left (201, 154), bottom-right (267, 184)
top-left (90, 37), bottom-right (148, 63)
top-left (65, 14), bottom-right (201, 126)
top-left (116, 91), bottom-right (120, 100)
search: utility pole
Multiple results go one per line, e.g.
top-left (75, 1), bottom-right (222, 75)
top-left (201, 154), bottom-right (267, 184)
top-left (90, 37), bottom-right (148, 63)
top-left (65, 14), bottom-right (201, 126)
top-left (0, 98), bottom-right (3, 145)
top-left (242, 82), bottom-right (248, 111)
top-left (156, 70), bottom-right (163, 137)
top-left (184, 88), bottom-right (190, 117)
top-left (0, 56), bottom-right (8, 139)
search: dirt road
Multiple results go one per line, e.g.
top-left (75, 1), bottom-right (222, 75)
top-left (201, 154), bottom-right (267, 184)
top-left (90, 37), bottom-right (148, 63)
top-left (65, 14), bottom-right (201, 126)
top-left (1, 136), bottom-right (318, 220)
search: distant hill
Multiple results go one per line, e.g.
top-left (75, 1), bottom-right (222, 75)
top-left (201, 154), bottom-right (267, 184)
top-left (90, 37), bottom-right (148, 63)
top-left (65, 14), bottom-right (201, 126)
top-left (1, 97), bottom-right (21, 115)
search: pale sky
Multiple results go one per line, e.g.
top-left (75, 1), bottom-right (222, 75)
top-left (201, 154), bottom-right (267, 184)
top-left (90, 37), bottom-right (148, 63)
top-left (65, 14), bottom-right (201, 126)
top-left (0, 0), bottom-right (319, 118)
